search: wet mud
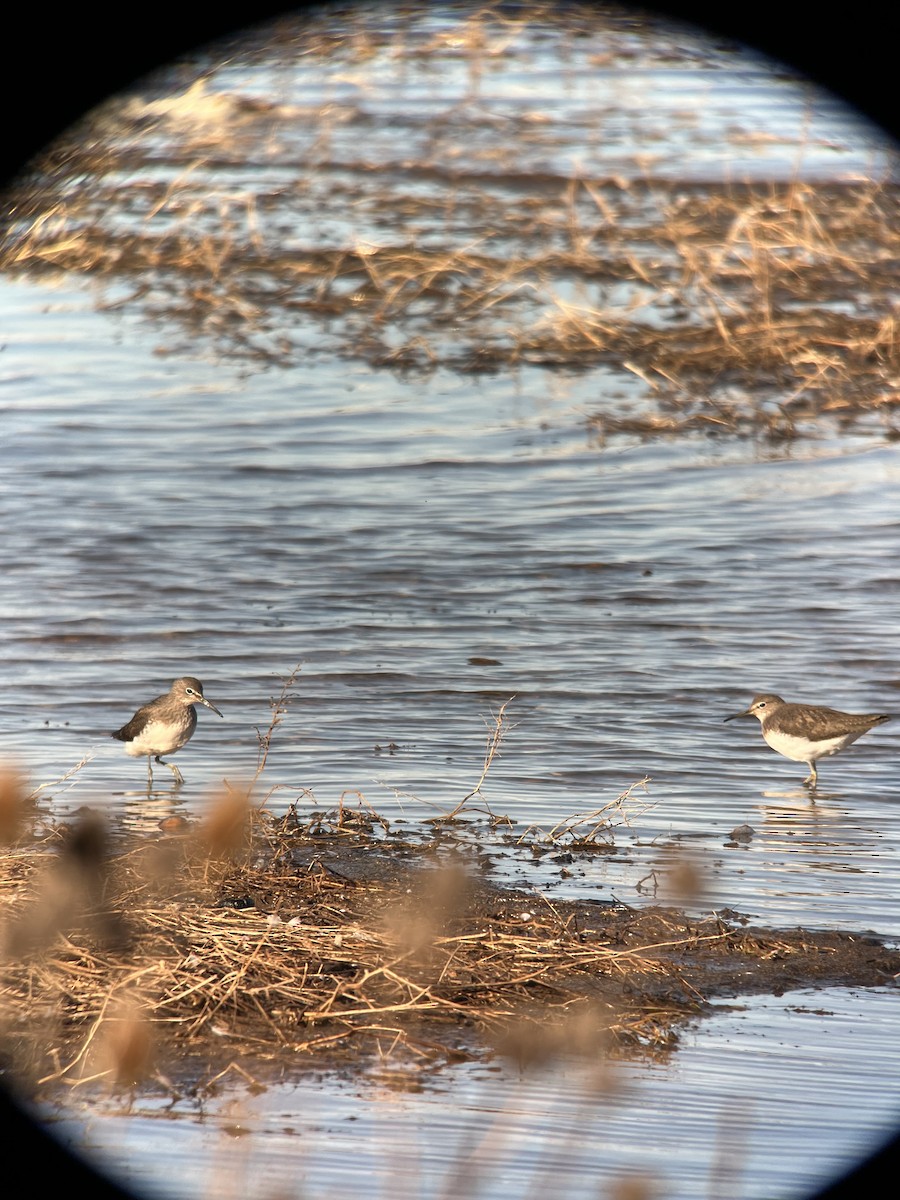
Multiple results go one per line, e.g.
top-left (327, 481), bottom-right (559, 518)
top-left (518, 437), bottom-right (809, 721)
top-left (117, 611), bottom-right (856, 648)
top-left (2, 799), bottom-right (897, 1100)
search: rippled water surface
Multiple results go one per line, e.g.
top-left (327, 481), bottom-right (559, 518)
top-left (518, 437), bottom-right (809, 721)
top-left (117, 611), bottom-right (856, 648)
top-left (5, 280), bottom-right (900, 939)
top-left (3, 4), bottom-right (900, 1197)
top-left (41, 987), bottom-right (900, 1200)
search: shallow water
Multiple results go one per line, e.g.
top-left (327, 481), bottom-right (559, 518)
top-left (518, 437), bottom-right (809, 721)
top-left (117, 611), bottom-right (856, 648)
top-left (41, 988), bottom-right (900, 1200)
top-left (5, 277), bottom-right (900, 940)
top-left (3, 5), bottom-right (900, 1198)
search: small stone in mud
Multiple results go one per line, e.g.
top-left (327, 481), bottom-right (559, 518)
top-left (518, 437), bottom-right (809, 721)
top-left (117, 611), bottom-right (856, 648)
top-left (729, 824), bottom-right (754, 842)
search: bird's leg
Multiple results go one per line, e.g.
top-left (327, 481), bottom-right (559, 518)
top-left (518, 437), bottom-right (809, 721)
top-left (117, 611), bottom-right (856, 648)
top-left (803, 762), bottom-right (818, 788)
top-left (155, 755), bottom-right (184, 786)
top-left (147, 756), bottom-right (154, 785)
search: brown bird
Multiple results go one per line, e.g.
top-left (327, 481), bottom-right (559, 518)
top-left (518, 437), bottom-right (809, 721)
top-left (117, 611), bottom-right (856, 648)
top-left (112, 677), bottom-right (222, 785)
top-left (724, 693), bottom-right (891, 787)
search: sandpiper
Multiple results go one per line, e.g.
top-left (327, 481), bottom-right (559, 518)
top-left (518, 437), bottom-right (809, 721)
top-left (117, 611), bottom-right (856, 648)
top-left (724, 693), bottom-right (891, 787)
top-left (112, 677), bottom-right (223, 785)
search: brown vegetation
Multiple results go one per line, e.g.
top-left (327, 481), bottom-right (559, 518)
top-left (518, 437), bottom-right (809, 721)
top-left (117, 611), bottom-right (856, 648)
top-left (2, 777), bottom-right (898, 1101)
top-left (1, 7), bottom-right (898, 443)
top-left (1, 687), bottom-right (897, 1101)
top-left (4, 173), bottom-right (899, 445)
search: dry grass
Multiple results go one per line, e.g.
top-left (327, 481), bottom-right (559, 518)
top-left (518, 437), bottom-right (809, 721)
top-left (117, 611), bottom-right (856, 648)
top-left (0, 796), bottom-right (665, 1093)
top-left (2, 766), bottom-right (898, 1102)
top-left (514, 775), bottom-right (653, 851)
top-left (1, 6), bottom-right (898, 441)
top-left (5, 181), bottom-right (898, 417)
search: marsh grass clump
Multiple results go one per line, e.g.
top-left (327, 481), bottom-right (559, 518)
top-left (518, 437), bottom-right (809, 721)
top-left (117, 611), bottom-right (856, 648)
top-left (512, 776), bottom-right (653, 853)
top-left (1, 765), bottom-right (898, 1101)
top-left (6, 170), bottom-right (899, 444)
top-left (2, 5), bottom-right (898, 442)
top-left (0, 795), bottom-right (642, 1091)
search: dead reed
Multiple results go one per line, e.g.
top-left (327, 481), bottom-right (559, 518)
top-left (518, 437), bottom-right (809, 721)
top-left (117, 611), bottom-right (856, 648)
top-left (0, 798), bottom-right (642, 1091)
top-left (1, 5), bottom-right (897, 442)
top-left (5, 180), bottom-right (898, 428)
top-left (2, 765), bottom-right (897, 1101)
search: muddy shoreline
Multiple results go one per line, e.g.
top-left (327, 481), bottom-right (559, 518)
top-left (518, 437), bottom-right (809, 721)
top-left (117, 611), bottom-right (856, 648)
top-left (2, 798), bottom-right (898, 1100)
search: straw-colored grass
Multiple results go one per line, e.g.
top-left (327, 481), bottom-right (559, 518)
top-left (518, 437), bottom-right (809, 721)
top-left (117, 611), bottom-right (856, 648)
top-left (2, 780), bottom-right (898, 1100)
top-left (1, 5), bottom-right (898, 440)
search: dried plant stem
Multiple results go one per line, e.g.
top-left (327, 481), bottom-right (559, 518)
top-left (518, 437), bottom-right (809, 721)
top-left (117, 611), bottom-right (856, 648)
top-left (27, 750), bottom-right (96, 802)
top-left (254, 663), bottom-right (302, 782)
top-left (517, 776), bottom-right (652, 848)
top-left (445, 696), bottom-right (516, 819)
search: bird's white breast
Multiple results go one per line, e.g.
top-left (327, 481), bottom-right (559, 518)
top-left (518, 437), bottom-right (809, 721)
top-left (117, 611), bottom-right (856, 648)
top-left (762, 727), bottom-right (857, 763)
top-left (123, 718), bottom-right (193, 757)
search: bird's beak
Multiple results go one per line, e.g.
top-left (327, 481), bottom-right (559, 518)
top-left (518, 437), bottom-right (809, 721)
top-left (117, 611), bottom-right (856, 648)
top-left (723, 706), bottom-right (752, 723)
top-left (200, 697), bottom-right (223, 717)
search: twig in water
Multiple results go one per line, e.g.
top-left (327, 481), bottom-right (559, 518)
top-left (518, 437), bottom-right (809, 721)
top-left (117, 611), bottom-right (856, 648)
top-left (547, 776), bottom-right (653, 842)
top-left (445, 696), bottom-right (516, 819)
top-left (254, 663), bottom-right (302, 781)
top-left (27, 750), bottom-right (96, 802)
top-left (515, 777), bottom-right (652, 848)
top-left (337, 789), bottom-right (390, 832)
